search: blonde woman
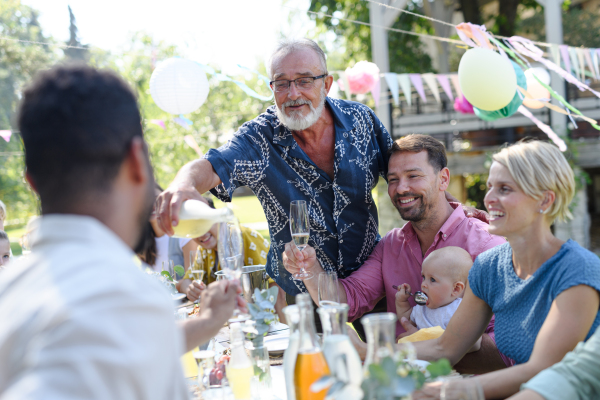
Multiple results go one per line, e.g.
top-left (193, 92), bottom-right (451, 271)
top-left (414, 140), bottom-right (600, 400)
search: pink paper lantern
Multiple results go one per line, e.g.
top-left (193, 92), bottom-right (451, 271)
top-left (338, 61), bottom-right (380, 95)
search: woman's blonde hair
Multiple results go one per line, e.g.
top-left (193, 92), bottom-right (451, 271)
top-left (492, 140), bottom-right (575, 223)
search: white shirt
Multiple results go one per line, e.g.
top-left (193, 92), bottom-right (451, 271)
top-left (0, 215), bottom-right (190, 400)
top-left (410, 298), bottom-right (462, 330)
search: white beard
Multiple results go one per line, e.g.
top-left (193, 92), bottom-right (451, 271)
top-left (276, 87), bottom-right (327, 131)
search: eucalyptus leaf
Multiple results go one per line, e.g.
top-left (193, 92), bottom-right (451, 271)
top-left (253, 288), bottom-right (262, 302)
top-left (310, 375), bottom-right (335, 393)
top-left (368, 364), bottom-right (390, 386)
top-left (392, 376), bottom-right (415, 397)
top-left (174, 265), bottom-right (185, 276)
top-left (426, 358), bottom-right (452, 379)
top-left (381, 356), bottom-right (396, 378)
top-left (161, 270), bottom-right (173, 281)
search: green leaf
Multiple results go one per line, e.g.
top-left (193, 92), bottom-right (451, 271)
top-left (392, 376), bottom-right (415, 397)
top-left (426, 358), bottom-right (452, 379)
top-left (411, 370), bottom-right (426, 390)
top-left (368, 363), bottom-right (390, 386)
top-left (381, 356), bottom-right (396, 378)
top-left (253, 366), bottom-right (262, 376)
top-left (161, 270), bottom-right (173, 281)
top-left (174, 265), bottom-right (185, 276)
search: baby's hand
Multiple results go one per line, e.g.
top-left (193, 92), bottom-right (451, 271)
top-left (394, 283), bottom-right (412, 306)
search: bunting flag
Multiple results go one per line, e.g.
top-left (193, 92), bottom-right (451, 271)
top-left (173, 116), bottom-right (192, 129)
top-left (568, 47), bottom-right (580, 80)
top-left (550, 45), bottom-right (561, 69)
top-left (398, 74), bottom-right (412, 106)
top-left (183, 135), bottom-right (203, 157)
top-left (422, 73), bottom-right (441, 103)
top-left (384, 73), bottom-right (400, 106)
top-left (560, 45), bottom-right (572, 75)
top-left (409, 74), bottom-right (427, 102)
top-left (0, 130), bottom-right (11, 142)
top-left (436, 74), bottom-right (454, 101)
top-left (149, 119), bottom-right (165, 130)
top-left (591, 50), bottom-right (600, 80)
top-left (576, 48), bottom-right (586, 81)
top-left (196, 63), bottom-right (273, 101)
top-left (450, 74), bottom-right (462, 97)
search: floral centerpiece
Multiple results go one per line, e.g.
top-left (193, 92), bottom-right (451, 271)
top-left (246, 287), bottom-right (279, 336)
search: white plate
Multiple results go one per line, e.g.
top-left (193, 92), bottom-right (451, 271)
top-left (171, 293), bottom-right (186, 301)
top-left (264, 334), bottom-right (289, 353)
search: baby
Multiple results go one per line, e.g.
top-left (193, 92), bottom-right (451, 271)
top-left (0, 230), bottom-right (11, 269)
top-left (395, 246), bottom-right (477, 341)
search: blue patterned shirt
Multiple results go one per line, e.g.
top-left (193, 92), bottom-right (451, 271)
top-left (205, 98), bottom-right (393, 295)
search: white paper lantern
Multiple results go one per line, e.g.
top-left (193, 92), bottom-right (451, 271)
top-left (149, 58), bottom-right (209, 115)
top-left (524, 67), bottom-right (551, 86)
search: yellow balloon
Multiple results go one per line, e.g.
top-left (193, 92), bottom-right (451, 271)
top-left (458, 48), bottom-right (517, 111)
top-left (523, 80), bottom-right (550, 109)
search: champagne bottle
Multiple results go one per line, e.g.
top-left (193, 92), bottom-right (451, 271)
top-left (171, 200), bottom-right (232, 238)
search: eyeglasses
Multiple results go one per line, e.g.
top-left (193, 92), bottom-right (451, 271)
top-left (269, 74), bottom-right (328, 93)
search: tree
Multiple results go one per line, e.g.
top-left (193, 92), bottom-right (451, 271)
top-left (308, 0), bottom-right (433, 73)
top-left (0, 0), bottom-right (57, 224)
top-left (63, 5), bottom-right (89, 62)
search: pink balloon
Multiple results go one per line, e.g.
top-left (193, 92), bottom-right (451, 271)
top-left (454, 95), bottom-right (474, 114)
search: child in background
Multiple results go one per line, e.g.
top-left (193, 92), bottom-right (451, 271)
top-left (0, 200), bottom-right (6, 231)
top-left (0, 231), bottom-right (11, 269)
top-left (395, 246), bottom-right (481, 350)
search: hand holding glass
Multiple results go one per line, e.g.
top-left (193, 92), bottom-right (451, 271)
top-left (290, 200), bottom-right (312, 280)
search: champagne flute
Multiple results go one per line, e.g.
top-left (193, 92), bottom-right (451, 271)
top-left (163, 260), bottom-right (178, 285)
top-left (290, 200), bottom-right (312, 280)
top-left (217, 211), bottom-right (249, 320)
top-left (318, 271), bottom-right (340, 306)
top-left (189, 249), bottom-right (206, 304)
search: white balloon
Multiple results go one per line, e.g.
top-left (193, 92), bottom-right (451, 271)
top-left (149, 58), bottom-right (209, 115)
top-left (524, 67), bottom-right (551, 86)
top-left (458, 48), bottom-right (517, 111)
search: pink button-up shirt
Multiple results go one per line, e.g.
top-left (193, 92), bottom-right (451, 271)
top-left (340, 203), bottom-right (506, 337)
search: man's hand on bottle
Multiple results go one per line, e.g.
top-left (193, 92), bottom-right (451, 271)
top-left (282, 242), bottom-right (322, 279)
top-left (156, 184), bottom-right (207, 236)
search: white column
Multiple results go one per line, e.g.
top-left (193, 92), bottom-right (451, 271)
top-left (542, 0), bottom-right (568, 136)
top-left (369, 1), bottom-right (391, 131)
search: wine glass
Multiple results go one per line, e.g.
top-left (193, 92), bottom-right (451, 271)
top-left (290, 200), bottom-right (312, 280)
top-left (163, 260), bottom-right (178, 283)
top-left (217, 212), bottom-right (249, 320)
top-left (318, 271), bottom-right (340, 306)
top-left (189, 249), bottom-right (206, 304)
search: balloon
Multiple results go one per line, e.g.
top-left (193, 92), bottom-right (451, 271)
top-left (474, 61), bottom-right (526, 121)
top-left (458, 48), bottom-right (517, 111)
top-left (454, 95), bottom-right (474, 114)
top-left (523, 79), bottom-right (551, 109)
top-left (524, 67), bottom-right (551, 86)
top-left (150, 58), bottom-right (209, 115)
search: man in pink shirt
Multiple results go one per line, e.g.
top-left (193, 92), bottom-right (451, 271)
top-left (283, 134), bottom-right (509, 373)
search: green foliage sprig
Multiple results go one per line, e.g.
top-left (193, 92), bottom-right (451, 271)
top-left (247, 287), bottom-right (279, 336)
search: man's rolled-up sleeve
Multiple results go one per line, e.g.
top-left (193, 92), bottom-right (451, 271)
top-left (339, 238), bottom-right (386, 322)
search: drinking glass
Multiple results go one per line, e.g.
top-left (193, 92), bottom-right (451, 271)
top-left (318, 271), bottom-right (340, 306)
top-left (163, 260), bottom-right (178, 284)
top-left (189, 249), bottom-right (206, 304)
top-left (217, 214), bottom-right (249, 320)
top-left (290, 200), bottom-right (312, 280)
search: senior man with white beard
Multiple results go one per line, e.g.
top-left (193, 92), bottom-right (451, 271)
top-left (157, 38), bottom-right (393, 307)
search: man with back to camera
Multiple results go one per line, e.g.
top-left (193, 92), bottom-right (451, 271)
top-left (0, 64), bottom-right (243, 399)
top-left (283, 134), bottom-right (512, 373)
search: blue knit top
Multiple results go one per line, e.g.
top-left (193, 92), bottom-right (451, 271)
top-left (469, 239), bottom-right (600, 365)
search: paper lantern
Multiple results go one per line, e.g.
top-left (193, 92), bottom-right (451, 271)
top-left (524, 67), bottom-right (551, 86)
top-left (458, 48), bottom-right (517, 111)
top-left (339, 61), bottom-right (380, 94)
top-left (150, 58), bottom-right (209, 115)
top-left (523, 80), bottom-right (550, 109)
top-left (474, 61), bottom-right (526, 121)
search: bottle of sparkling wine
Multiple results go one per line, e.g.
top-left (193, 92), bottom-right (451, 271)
top-left (226, 323), bottom-right (253, 400)
top-left (171, 200), bottom-right (232, 238)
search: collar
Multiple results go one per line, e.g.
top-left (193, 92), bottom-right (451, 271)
top-left (400, 202), bottom-right (465, 242)
top-left (30, 214), bottom-right (134, 257)
top-left (271, 97), bottom-right (355, 147)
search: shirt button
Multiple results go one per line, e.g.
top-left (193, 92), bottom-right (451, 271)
top-left (334, 211), bottom-right (339, 216)
top-left (443, 234), bottom-right (447, 238)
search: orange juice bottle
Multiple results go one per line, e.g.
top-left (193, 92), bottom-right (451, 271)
top-left (294, 350), bottom-right (330, 400)
top-left (292, 294), bottom-right (330, 400)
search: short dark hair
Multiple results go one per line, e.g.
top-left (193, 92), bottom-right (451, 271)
top-left (388, 134), bottom-right (447, 172)
top-left (17, 64), bottom-right (143, 209)
top-left (0, 230), bottom-right (7, 241)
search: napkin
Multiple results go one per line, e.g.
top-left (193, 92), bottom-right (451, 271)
top-left (397, 326), bottom-right (445, 343)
